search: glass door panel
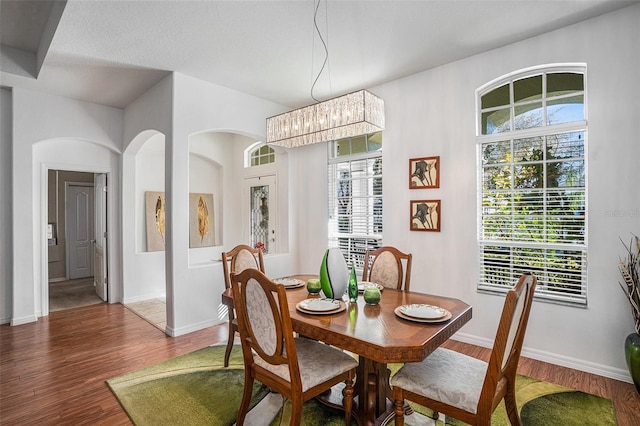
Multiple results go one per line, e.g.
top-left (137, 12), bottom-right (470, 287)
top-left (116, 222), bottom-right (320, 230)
top-left (245, 175), bottom-right (277, 254)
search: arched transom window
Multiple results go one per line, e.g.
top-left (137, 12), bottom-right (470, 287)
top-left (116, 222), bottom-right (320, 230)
top-left (249, 144), bottom-right (275, 167)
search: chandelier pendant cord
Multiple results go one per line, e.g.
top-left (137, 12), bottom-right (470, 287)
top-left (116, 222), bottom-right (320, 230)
top-left (266, 0), bottom-right (383, 148)
top-left (311, 0), bottom-right (329, 103)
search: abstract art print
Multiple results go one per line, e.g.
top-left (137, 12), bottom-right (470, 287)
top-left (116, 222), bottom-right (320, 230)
top-left (145, 191), bottom-right (166, 251)
top-left (410, 200), bottom-right (441, 232)
top-left (189, 193), bottom-right (215, 248)
top-left (409, 156), bottom-right (440, 188)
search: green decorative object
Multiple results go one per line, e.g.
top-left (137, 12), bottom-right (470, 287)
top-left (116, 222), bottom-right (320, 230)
top-left (306, 278), bottom-right (321, 295)
top-left (363, 284), bottom-right (381, 305)
top-left (348, 303), bottom-right (358, 333)
top-left (348, 264), bottom-right (358, 302)
top-left (625, 333), bottom-right (640, 393)
top-left (617, 234), bottom-right (640, 393)
top-left (319, 248), bottom-right (348, 300)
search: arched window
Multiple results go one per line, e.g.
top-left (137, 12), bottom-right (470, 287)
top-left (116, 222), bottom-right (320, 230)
top-left (248, 143), bottom-right (275, 167)
top-left (477, 65), bottom-right (587, 306)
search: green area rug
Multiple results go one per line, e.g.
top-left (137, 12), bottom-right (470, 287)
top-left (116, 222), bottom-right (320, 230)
top-left (106, 345), bottom-right (616, 426)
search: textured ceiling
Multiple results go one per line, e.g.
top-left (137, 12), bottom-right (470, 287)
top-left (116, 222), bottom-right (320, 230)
top-left (1, 0), bottom-right (637, 109)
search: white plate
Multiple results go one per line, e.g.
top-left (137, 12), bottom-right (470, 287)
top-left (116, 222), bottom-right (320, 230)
top-left (297, 298), bottom-right (342, 312)
top-left (358, 282), bottom-right (384, 292)
top-left (297, 301), bottom-right (346, 316)
top-left (399, 304), bottom-right (447, 320)
top-left (273, 278), bottom-right (305, 288)
top-left (394, 306), bottom-right (452, 323)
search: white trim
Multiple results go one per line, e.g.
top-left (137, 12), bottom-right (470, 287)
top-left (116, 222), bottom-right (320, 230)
top-left (165, 317), bottom-right (222, 337)
top-left (10, 314), bottom-right (39, 326)
top-left (476, 63), bottom-right (588, 95)
top-left (40, 161), bottom-right (115, 318)
top-left (244, 141), bottom-right (275, 168)
top-left (453, 332), bottom-right (633, 384)
top-left (121, 292), bottom-right (166, 304)
top-left (477, 121), bottom-right (587, 143)
top-left (475, 64), bottom-right (587, 137)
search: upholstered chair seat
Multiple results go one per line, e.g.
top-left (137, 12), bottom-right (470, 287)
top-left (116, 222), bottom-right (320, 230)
top-left (391, 347), bottom-right (487, 414)
top-left (254, 336), bottom-right (358, 392)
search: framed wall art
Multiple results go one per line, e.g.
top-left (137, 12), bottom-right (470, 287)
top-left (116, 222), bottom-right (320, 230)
top-left (189, 193), bottom-right (215, 248)
top-left (145, 191), bottom-right (166, 251)
top-left (409, 156), bottom-right (440, 189)
top-left (410, 199), bottom-right (441, 232)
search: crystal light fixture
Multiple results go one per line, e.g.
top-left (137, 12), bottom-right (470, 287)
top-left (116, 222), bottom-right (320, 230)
top-left (266, 89), bottom-right (385, 148)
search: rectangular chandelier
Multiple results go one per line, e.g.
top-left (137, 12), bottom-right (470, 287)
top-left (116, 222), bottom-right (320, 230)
top-left (266, 89), bottom-right (385, 148)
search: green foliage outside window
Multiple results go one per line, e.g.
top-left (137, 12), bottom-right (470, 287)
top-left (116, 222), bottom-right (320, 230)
top-left (478, 67), bottom-right (587, 305)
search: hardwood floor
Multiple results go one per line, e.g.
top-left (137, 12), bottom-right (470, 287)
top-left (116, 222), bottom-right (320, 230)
top-left (1, 303), bottom-right (638, 425)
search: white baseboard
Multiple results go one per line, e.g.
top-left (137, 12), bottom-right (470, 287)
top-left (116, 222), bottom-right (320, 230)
top-left (10, 314), bottom-right (38, 326)
top-left (167, 317), bottom-right (222, 337)
top-left (121, 293), bottom-right (166, 304)
top-left (453, 332), bottom-right (632, 384)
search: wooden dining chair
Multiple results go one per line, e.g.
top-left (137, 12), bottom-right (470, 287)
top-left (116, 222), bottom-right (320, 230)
top-left (230, 268), bottom-right (358, 425)
top-left (362, 246), bottom-right (413, 291)
top-left (221, 244), bottom-right (265, 367)
top-left (391, 273), bottom-right (537, 426)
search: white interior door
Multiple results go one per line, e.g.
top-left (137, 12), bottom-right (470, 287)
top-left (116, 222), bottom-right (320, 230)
top-left (66, 183), bottom-right (94, 280)
top-left (94, 174), bottom-right (108, 301)
top-left (244, 175), bottom-right (277, 254)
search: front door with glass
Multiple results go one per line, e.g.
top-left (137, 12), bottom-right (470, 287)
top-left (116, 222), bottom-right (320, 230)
top-left (244, 175), bottom-right (277, 254)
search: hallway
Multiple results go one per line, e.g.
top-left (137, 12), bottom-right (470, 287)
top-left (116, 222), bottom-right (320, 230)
top-left (49, 278), bottom-right (104, 312)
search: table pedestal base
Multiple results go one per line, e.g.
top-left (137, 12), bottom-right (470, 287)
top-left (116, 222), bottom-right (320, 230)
top-left (317, 357), bottom-right (399, 426)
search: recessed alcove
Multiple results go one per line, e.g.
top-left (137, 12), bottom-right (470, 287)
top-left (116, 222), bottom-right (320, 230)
top-left (188, 131), bottom-right (225, 265)
top-left (135, 133), bottom-right (166, 254)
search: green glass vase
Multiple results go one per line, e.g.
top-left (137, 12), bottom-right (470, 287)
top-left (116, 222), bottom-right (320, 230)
top-left (348, 264), bottom-right (358, 303)
top-left (319, 248), bottom-right (348, 300)
top-left (363, 284), bottom-right (381, 305)
top-left (625, 332), bottom-right (640, 394)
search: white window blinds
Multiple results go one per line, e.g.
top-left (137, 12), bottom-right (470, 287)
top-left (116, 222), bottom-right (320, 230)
top-left (328, 135), bottom-right (382, 270)
top-left (477, 66), bottom-right (587, 306)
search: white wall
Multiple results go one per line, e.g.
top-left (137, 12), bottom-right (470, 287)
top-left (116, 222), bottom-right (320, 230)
top-left (188, 131), bottom-right (230, 263)
top-left (291, 141), bottom-right (330, 274)
top-left (122, 76), bottom-right (173, 306)
top-left (0, 89), bottom-right (13, 323)
top-left (136, 134), bottom-right (166, 253)
top-left (120, 72), bottom-right (295, 335)
top-left (10, 88), bottom-right (123, 324)
top-left (295, 4), bottom-right (640, 381)
top-left (166, 73), bottom-right (297, 335)
top-left (121, 133), bottom-right (166, 303)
